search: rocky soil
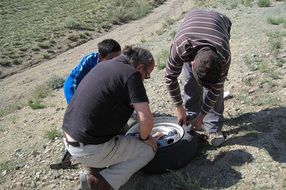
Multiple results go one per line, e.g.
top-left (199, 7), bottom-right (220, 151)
top-left (1, 0), bottom-right (286, 189)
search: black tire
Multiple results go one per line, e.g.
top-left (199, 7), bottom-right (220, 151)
top-left (126, 116), bottom-right (200, 174)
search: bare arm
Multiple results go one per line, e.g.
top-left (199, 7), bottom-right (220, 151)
top-left (132, 102), bottom-right (157, 151)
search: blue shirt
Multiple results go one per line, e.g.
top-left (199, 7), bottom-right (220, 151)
top-left (64, 52), bottom-right (99, 104)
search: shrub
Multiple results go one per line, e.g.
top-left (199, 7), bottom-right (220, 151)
top-left (267, 17), bottom-right (286, 25)
top-left (68, 34), bottom-right (79, 42)
top-left (43, 53), bottom-right (50, 59)
top-left (47, 75), bottom-right (65, 90)
top-left (269, 37), bottom-right (282, 56)
top-left (0, 59), bottom-right (11, 67)
top-left (132, 0), bottom-right (152, 19)
top-left (38, 41), bottom-right (51, 49)
top-left (257, 0), bottom-right (271, 7)
top-left (156, 49), bottom-right (169, 70)
top-left (241, 0), bottom-right (253, 7)
top-left (28, 100), bottom-right (45, 110)
top-left (109, 0), bottom-right (153, 24)
top-left (45, 127), bottom-right (61, 141)
top-left (64, 16), bottom-right (82, 30)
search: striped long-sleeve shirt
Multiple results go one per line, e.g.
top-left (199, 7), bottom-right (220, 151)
top-left (165, 9), bottom-right (232, 114)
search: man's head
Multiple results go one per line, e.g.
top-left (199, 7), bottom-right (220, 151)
top-left (192, 47), bottom-right (223, 88)
top-left (98, 39), bottom-right (121, 61)
top-left (122, 45), bottom-right (155, 80)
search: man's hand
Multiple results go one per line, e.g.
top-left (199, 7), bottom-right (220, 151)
top-left (176, 105), bottom-right (187, 126)
top-left (190, 113), bottom-right (205, 131)
top-left (143, 136), bottom-right (158, 152)
top-left (152, 132), bottom-right (165, 140)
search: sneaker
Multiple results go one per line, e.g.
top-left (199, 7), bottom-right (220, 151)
top-left (207, 132), bottom-right (225, 147)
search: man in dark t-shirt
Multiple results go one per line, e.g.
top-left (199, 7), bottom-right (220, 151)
top-left (62, 46), bottom-right (157, 190)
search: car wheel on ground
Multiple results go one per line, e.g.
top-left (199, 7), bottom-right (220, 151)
top-left (126, 116), bottom-right (201, 174)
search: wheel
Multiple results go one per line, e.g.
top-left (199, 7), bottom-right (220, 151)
top-left (126, 116), bottom-right (200, 174)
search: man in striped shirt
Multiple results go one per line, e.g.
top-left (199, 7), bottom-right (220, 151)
top-left (165, 9), bottom-right (232, 146)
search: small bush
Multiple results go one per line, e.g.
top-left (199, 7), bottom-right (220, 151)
top-left (0, 125), bottom-right (6, 133)
top-left (131, 0), bottom-right (152, 20)
top-left (170, 30), bottom-right (176, 39)
top-left (228, 1), bottom-right (239, 9)
top-left (243, 55), bottom-right (258, 71)
top-left (267, 17), bottom-right (286, 25)
top-left (109, 0), bottom-right (153, 24)
top-left (35, 85), bottom-right (50, 99)
top-left (47, 75), bottom-right (65, 90)
top-left (79, 33), bottom-right (87, 39)
top-left (269, 37), bottom-right (282, 56)
top-left (68, 34), bottom-right (79, 42)
top-left (12, 59), bottom-right (20, 65)
top-left (45, 127), bottom-right (61, 141)
top-left (64, 16), bottom-right (82, 30)
top-left (257, 60), bottom-right (269, 73)
top-left (43, 53), bottom-right (50, 59)
top-left (257, 0), bottom-right (271, 7)
top-left (152, 0), bottom-right (166, 6)
top-left (0, 59), bottom-right (11, 67)
top-left (156, 49), bottom-right (169, 70)
top-left (32, 47), bottom-right (40, 52)
top-left (38, 41), bottom-right (51, 49)
top-left (28, 100), bottom-right (45, 110)
top-left (241, 0), bottom-right (253, 7)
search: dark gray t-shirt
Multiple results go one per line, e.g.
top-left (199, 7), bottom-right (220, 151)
top-left (62, 55), bottom-right (149, 144)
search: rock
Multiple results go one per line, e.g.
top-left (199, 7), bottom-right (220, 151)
top-left (2, 170), bottom-right (7, 176)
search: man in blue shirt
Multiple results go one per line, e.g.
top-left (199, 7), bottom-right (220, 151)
top-left (64, 39), bottom-right (121, 104)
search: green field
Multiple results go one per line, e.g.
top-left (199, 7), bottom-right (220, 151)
top-left (0, 0), bottom-right (165, 77)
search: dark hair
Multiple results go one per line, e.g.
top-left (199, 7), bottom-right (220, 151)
top-left (122, 45), bottom-right (154, 68)
top-left (97, 39), bottom-right (121, 58)
top-left (193, 47), bottom-right (223, 84)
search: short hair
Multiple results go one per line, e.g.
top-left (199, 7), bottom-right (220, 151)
top-left (97, 39), bottom-right (121, 58)
top-left (193, 47), bottom-right (223, 84)
top-left (122, 45), bottom-right (154, 68)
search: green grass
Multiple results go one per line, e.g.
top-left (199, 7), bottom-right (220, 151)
top-left (257, 0), bottom-right (271, 7)
top-left (45, 127), bottom-right (61, 141)
top-left (156, 48), bottom-right (169, 70)
top-left (237, 93), bottom-right (280, 106)
top-left (27, 75), bottom-right (64, 109)
top-left (0, 125), bottom-right (6, 133)
top-left (242, 76), bottom-right (255, 86)
top-left (46, 75), bottom-right (65, 90)
top-left (241, 0), bottom-right (253, 7)
top-left (0, 0), bottom-right (165, 77)
top-left (243, 55), bottom-right (259, 71)
top-left (28, 100), bottom-right (46, 110)
top-left (267, 17), bottom-right (286, 25)
top-left (167, 171), bottom-right (201, 190)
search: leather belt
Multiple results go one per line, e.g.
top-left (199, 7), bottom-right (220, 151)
top-left (63, 132), bottom-right (88, 147)
top-left (65, 140), bottom-right (83, 147)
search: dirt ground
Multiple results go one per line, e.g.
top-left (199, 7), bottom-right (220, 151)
top-left (0, 0), bottom-right (286, 189)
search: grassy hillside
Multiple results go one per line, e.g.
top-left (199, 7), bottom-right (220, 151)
top-left (0, 0), bottom-right (165, 78)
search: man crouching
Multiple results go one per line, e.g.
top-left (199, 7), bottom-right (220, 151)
top-left (62, 45), bottom-right (157, 190)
